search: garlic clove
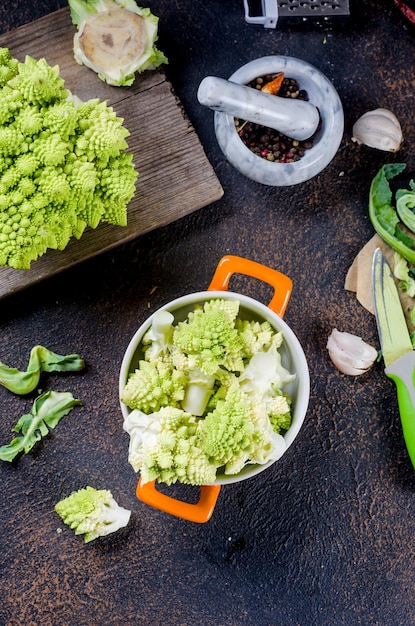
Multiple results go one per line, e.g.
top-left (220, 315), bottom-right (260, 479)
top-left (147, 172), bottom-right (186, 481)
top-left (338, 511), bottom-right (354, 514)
top-left (351, 108), bottom-right (403, 153)
top-left (327, 328), bottom-right (378, 376)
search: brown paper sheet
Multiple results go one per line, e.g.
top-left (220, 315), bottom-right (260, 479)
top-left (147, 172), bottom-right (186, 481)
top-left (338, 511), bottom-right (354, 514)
top-left (345, 234), bottom-right (415, 332)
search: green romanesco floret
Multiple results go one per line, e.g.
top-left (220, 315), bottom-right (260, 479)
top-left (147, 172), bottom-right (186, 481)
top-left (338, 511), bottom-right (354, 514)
top-left (0, 127), bottom-right (26, 157)
top-left (42, 102), bottom-right (79, 139)
top-left (263, 391), bottom-right (292, 434)
top-left (197, 385), bottom-right (262, 474)
top-left (76, 105), bottom-right (129, 159)
top-left (0, 48), bottom-right (138, 269)
top-left (236, 318), bottom-right (284, 359)
top-left (121, 360), bottom-right (186, 413)
top-left (0, 88), bottom-right (22, 126)
top-left (123, 407), bottom-right (217, 485)
top-left (0, 48), bottom-right (18, 86)
top-left (55, 486), bottom-right (131, 543)
top-left (14, 105), bottom-right (44, 136)
top-left (32, 132), bottom-right (69, 167)
top-left (172, 299), bottom-right (244, 376)
top-left (8, 55), bottom-right (69, 105)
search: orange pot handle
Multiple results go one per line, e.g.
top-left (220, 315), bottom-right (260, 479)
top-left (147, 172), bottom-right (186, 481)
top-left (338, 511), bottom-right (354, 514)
top-left (208, 255), bottom-right (292, 317)
top-left (136, 477), bottom-right (221, 523)
top-left (135, 255), bottom-right (292, 522)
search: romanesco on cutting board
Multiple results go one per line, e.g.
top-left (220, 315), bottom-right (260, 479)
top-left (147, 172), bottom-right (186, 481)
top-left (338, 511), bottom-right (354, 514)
top-left (0, 47), bottom-right (137, 269)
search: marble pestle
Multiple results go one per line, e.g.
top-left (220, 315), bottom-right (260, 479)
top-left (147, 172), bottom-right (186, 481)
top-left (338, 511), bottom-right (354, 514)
top-left (197, 76), bottom-right (320, 141)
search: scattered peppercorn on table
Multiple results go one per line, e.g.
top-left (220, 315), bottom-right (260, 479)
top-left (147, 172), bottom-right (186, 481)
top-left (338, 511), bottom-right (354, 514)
top-left (1, 2), bottom-right (415, 625)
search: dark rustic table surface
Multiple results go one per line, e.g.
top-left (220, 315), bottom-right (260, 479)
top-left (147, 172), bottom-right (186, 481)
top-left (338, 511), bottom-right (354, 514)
top-left (1, 1), bottom-right (415, 625)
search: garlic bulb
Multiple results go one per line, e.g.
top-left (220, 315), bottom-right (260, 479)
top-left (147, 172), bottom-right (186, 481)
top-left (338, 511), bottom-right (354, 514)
top-left (352, 108), bottom-right (403, 152)
top-left (327, 328), bottom-right (378, 376)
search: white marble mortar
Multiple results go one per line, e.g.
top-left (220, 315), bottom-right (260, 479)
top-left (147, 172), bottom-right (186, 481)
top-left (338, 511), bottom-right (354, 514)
top-left (213, 56), bottom-right (344, 186)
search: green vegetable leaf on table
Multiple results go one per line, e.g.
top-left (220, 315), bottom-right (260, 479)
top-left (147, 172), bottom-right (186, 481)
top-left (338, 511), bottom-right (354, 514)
top-left (0, 390), bottom-right (81, 462)
top-left (0, 345), bottom-right (85, 395)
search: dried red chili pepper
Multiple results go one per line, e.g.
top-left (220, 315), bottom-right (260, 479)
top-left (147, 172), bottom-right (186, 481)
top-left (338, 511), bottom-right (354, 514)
top-left (261, 72), bottom-right (285, 95)
top-left (394, 0), bottom-right (415, 25)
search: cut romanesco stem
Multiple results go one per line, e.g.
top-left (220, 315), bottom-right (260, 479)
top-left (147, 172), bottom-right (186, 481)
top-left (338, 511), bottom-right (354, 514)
top-left (0, 48), bottom-right (138, 269)
top-left (181, 368), bottom-right (216, 417)
top-left (69, 0), bottom-right (168, 87)
top-left (55, 486), bottom-right (131, 543)
top-left (239, 345), bottom-right (296, 396)
top-left (142, 310), bottom-right (175, 363)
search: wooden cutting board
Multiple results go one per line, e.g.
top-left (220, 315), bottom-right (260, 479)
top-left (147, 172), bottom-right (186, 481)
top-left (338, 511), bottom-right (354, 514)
top-left (0, 8), bottom-right (223, 297)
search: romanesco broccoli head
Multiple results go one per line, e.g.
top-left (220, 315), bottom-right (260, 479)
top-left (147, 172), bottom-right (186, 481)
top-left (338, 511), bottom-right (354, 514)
top-left (0, 48), bottom-right (138, 269)
top-left (55, 486), bottom-right (131, 543)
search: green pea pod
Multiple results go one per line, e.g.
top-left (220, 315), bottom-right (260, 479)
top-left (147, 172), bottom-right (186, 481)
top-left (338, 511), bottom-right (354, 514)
top-left (0, 390), bottom-right (82, 462)
top-left (0, 345), bottom-right (85, 395)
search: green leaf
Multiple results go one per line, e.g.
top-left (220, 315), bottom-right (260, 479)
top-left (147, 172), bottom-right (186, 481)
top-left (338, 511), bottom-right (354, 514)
top-left (395, 225), bottom-right (415, 248)
top-left (0, 345), bottom-right (85, 395)
top-left (369, 163), bottom-right (415, 263)
top-left (396, 192), bottom-right (415, 233)
top-left (0, 390), bottom-right (82, 462)
top-left (370, 163), bottom-right (405, 208)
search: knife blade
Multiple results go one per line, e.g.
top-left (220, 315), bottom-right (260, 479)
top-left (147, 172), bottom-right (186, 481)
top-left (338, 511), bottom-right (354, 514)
top-left (372, 247), bottom-right (415, 466)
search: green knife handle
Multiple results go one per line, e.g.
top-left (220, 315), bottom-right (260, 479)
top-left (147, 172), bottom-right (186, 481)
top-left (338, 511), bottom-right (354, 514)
top-left (386, 351), bottom-right (415, 468)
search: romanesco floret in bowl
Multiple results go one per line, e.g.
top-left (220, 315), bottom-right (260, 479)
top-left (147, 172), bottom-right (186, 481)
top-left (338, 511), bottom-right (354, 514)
top-left (121, 298), bottom-right (297, 486)
top-left (0, 47), bottom-right (138, 270)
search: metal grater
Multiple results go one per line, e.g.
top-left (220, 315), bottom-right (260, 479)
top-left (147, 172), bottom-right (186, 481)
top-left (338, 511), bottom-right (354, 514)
top-left (244, 0), bottom-right (350, 28)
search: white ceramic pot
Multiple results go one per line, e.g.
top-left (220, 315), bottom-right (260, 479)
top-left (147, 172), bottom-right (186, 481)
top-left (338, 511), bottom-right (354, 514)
top-left (119, 255), bottom-right (310, 522)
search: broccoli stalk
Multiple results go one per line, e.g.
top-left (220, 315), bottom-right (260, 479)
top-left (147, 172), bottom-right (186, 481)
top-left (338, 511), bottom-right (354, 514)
top-left (55, 486), bottom-right (131, 543)
top-left (142, 310), bottom-right (175, 362)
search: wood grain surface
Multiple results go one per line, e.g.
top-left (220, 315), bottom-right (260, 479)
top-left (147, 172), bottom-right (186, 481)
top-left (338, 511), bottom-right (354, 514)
top-left (0, 8), bottom-right (223, 298)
